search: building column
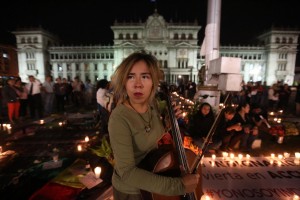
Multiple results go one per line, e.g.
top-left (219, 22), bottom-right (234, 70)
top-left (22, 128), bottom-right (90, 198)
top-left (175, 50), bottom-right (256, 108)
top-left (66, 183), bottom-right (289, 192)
top-left (71, 63), bottom-right (76, 80)
top-left (80, 63), bottom-right (85, 82)
top-left (53, 63), bottom-right (58, 79)
top-left (62, 63), bottom-right (67, 78)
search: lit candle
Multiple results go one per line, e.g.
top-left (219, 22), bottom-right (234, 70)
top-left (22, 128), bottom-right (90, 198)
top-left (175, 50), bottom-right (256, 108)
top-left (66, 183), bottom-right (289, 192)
top-left (85, 136), bottom-right (89, 142)
top-left (293, 194), bottom-right (299, 200)
top-left (3, 124), bottom-right (7, 131)
top-left (238, 154), bottom-right (243, 160)
top-left (58, 122), bottom-right (63, 126)
top-left (278, 154), bottom-right (283, 160)
top-left (40, 120), bottom-right (44, 124)
top-left (212, 154), bottom-right (216, 160)
top-left (230, 153), bottom-right (235, 159)
top-left (200, 195), bottom-right (211, 200)
top-left (211, 161), bottom-right (215, 167)
top-left (271, 153), bottom-right (275, 159)
top-left (77, 144), bottom-right (82, 152)
top-left (222, 152), bottom-right (228, 159)
top-left (284, 152), bottom-right (290, 159)
top-left (295, 152), bottom-right (300, 159)
top-left (94, 166), bottom-right (101, 179)
top-left (7, 126), bottom-right (11, 134)
top-left (246, 154), bottom-right (251, 160)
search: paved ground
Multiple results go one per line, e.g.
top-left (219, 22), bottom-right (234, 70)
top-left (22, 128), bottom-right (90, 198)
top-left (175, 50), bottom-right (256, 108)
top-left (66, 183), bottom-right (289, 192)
top-left (0, 102), bottom-right (299, 199)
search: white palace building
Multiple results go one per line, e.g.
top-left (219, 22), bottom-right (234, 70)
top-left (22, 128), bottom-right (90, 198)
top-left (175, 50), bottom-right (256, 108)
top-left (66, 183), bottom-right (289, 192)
top-left (13, 10), bottom-right (300, 86)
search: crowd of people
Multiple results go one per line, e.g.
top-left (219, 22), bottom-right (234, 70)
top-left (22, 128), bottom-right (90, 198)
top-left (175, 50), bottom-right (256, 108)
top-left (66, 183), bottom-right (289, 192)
top-left (0, 75), bottom-right (97, 123)
top-left (230, 80), bottom-right (295, 113)
top-left (183, 78), bottom-right (300, 154)
top-left (185, 102), bottom-right (266, 154)
top-left (1, 50), bottom-right (300, 199)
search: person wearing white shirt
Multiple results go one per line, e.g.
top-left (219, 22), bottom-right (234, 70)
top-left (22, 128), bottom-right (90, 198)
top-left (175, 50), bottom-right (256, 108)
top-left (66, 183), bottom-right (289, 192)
top-left (96, 79), bottom-right (111, 133)
top-left (26, 75), bottom-right (43, 119)
top-left (42, 75), bottom-right (55, 115)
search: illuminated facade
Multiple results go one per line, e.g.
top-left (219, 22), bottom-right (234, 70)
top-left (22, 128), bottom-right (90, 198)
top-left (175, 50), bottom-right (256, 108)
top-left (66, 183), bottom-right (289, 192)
top-left (0, 44), bottom-right (19, 77)
top-left (13, 11), bottom-right (300, 86)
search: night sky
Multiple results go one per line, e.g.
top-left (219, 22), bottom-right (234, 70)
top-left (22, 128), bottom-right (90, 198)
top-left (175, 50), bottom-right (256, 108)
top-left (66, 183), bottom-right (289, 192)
top-left (1, 0), bottom-right (299, 47)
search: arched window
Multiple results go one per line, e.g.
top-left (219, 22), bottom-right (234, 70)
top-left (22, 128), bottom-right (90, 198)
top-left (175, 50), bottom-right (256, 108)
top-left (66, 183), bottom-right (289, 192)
top-left (119, 34), bottom-right (123, 39)
top-left (164, 60), bottom-right (168, 68)
top-left (282, 37), bottom-right (287, 43)
top-left (174, 33), bottom-right (178, 39)
top-left (275, 37), bottom-right (280, 43)
top-left (288, 38), bottom-right (293, 44)
top-left (126, 33), bottom-right (130, 39)
top-left (188, 33), bottom-right (193, 39)
top-left (133, 33), bottom-right (138, 39)
top-left (181, 33), bottom-right (186, 39)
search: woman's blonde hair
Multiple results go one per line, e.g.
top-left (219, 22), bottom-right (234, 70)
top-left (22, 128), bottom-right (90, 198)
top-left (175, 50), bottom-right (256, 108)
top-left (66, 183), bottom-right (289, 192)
top-left (111, 51), bottom-right (161, 105)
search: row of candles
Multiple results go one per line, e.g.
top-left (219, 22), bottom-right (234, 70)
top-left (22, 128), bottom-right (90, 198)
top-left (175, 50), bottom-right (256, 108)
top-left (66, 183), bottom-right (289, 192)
top-left (269, 152), bottom-right (300, 165)
top-left (200, 194), bottom-right (299, 200)
top-left (204, 151), bottom-right (300, 199)
top-left (39, 120), bottom-right (65, 126)
top-left (0, 123), bottom-right (12, 134)
top-left (208, 152), bottom-right (252, 167)
top-left (207, 152), bottom-right (300, 166)
top-left (1, 119), bottom-right (67, 135)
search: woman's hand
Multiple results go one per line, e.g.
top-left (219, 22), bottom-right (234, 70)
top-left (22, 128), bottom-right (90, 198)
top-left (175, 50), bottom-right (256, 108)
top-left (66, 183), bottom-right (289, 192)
top-left (182, 173), bottom-right (200, 193)
top-left (228, 123), bottom-right (242, 131)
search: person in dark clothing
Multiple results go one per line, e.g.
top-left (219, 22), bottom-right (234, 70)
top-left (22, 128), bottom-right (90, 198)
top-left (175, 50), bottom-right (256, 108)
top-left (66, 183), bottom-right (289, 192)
top-left (233, 103), bottom-right (259, 152)
top-left (187, 80), bottom-right (197, 100)
top-left (187, 102), bottom-right (220, 153)
top-left (278, 83), bottom-right (291, 110)
top-left (54, 77), bottom-right (67, 113)
top-left (215, 106), bottom-right (242, 151)
top-left (2, 78), bottom-right (20, 123)
top-left (250, 104), bottom-right (270, 132)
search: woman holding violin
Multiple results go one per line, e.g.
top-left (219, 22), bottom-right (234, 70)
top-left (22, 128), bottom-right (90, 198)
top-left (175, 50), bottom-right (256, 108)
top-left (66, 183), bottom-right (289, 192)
top-left (108, 51), bottom-right (200, 200)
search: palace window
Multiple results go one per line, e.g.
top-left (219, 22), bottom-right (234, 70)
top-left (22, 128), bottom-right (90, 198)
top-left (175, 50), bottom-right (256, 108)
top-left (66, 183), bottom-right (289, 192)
top-left (282, 37), bottom-right (287, 43)
top-left (181, 33), bottom-right (186, 39)
top-left (174, 33), bottom-right (179, 39)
